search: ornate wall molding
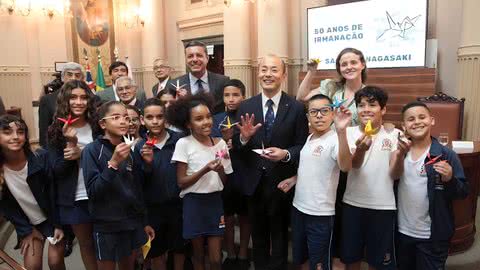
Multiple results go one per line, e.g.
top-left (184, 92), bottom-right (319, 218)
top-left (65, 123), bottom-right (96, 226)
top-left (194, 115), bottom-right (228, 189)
top-left (0, 66), bottom-right (31, 73)
top-left (458, 45), bottom-right (480, 58)
top-left (177, 13), bottom-right (223, 30)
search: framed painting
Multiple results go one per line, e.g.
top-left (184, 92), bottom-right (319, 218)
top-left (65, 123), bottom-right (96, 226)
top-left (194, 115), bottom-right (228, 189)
top-left (71, 0), bottom-right (115, 85)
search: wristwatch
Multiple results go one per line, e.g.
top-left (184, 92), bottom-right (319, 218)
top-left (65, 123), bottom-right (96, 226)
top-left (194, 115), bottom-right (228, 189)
top-left (282, 150), bottom-right (291, 163)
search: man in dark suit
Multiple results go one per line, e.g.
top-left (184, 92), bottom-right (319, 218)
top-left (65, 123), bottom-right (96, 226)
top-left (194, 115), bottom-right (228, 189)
top-left (97, 61), bottom-right (146, 103)
top-left (151, 59), bottom-right (174, 97)
top-left (115, 76), bottom-right (145, 110)
top-left (233, 54), bottom-right (309, 270)
top-left (167, 40), bottom-right (229, 113)
top-left (38, 62), bottom-right (84, 147)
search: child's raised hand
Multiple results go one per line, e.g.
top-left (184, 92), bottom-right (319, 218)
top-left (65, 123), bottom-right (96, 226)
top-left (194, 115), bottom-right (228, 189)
top-left (62, 121), bottom-right (78, 145)
top-left (110, 142), bottom-right (131, 166)
top-left (434, 160), bottom-right (453, 182)
top-left (396, 132), bottom-right (411, 156)
top-left (64, 145), bottom-right (81, 160)
top-left (306, 59), bottom-right (319, 72)
top-left (355, 133), bottom-right (372, 152)
top-left (334, 106), bottom-right (352, 131)
top-left (141, 143), bottom-right (154, 164)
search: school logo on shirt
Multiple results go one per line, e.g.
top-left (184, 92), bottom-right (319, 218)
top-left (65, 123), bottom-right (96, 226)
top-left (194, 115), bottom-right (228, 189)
top-left (419, 164), bottom-right (427, 177)
top-left (381, 138), bottom-right (393, 151)
top-left (219, 215), bottom-right (225, 229)
top-left (312, 145), bottom-right (324, 156)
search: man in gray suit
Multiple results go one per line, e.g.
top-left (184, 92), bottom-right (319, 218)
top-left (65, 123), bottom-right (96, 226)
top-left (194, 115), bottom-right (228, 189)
top-left (167, 41), bottom-right (229, 113)
top-left (96, 61), bottom-right (146, 104)
top-left (151, 59), bottom-right (174, 97)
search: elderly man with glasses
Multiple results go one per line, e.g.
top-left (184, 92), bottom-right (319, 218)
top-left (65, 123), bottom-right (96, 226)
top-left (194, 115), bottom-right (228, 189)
top-left (115, 76), bottom-right (144, 110)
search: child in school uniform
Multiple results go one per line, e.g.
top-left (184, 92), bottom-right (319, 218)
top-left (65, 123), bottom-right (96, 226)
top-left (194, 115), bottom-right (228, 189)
top-left (134, 98), bottom-right (185, 270)
top-left (211, 79), bottom-right (251, 270)
top-left (277, 94), bottom-right (352, 270)
top-left (126, 105), bottom-right (142, 140)
top-left (340, 86), bottom-right (405, 270)
top-left (81, 101), bottom-right (155, 270)
top-left (167, 93), bottom-right (233, 270)
top-left (395, 101), bottom-right (468, 269)
top-left (47, 80), bottom-right (98, 270)
top-left (0, 115), bottom-right (66, 270)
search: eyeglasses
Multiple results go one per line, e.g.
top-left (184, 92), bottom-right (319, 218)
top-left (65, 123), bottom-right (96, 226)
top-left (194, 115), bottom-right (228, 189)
top-left (129, 117), bottom-right (140, 124)
top-left (117, 85), bottom-right (134, 92)
top-left (307, 107), bottom-right (332, 117)
top-left (102, 115), bottom-right (131, 122)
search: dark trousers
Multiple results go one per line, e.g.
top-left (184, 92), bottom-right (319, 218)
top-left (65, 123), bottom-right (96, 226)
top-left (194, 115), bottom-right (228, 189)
top-left (248, 176), bottom-right (290, 270)
top-left (396, 232), bottom-right (449, 270)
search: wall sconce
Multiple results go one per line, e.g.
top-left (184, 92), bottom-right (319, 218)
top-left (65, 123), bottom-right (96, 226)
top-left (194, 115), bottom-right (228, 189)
top-left (120, 3), bottom-right (144, 29)
top-left (1, 0), bottom-right (32, 16)
top-left (42, 0), bottom-right (70, 19)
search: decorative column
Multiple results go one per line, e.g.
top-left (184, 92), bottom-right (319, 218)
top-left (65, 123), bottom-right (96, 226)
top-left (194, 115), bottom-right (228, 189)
top-left (223, 1), bottom-right (254, 97)
top-left (256, 0), bottom-right (289, 93)
top-left (287, 0), bottom-right (302, 96)
top-left (141, 0), bottom-right (166, 97)
top-left (457, 0), bottom-right (480, 140)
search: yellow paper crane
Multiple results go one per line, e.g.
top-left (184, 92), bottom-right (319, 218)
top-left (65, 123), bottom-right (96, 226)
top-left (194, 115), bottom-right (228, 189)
top-left (220, 116), bottom-right (239, 129)
top-left (312, 58), bottom-right (321, 64)
top-left (364, 119), bottom-right (377, 136)
top-left (142, 237), bottom-right (152, 259)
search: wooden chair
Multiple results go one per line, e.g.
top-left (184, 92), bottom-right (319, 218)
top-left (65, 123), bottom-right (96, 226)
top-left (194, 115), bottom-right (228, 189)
top-left (417, 92), bottom-right (465, 141)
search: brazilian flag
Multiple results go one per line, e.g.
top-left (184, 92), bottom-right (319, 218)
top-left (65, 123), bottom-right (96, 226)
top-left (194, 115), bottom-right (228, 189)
top-left (96, 56), bottom-right (106, 92)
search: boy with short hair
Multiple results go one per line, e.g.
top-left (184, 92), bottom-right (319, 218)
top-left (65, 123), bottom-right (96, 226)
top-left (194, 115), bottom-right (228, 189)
top-left (277, 94), bottom-right (353, 270)
top-left (395, 101), bottom-right (468, 270)
top-left (211, 79), bottom-right (251, 270)
top-left (340, 86), bottom-right (407, 270)
top-left (134, 98), bottom-right (185, 270)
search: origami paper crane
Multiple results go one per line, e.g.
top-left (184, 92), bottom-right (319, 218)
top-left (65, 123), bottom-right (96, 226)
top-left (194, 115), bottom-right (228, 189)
top-left (311, 58), bottom-right (321, 64)
top-left (219, 116), bottom-right (239, 129)
top-left (170, 80), bottom-right (187, 91)
top-left (252, 142), bottom-right (272, 155)
top-left (425, 153), bottom-right (442, 166)
top-left (57, 115), bottom-right (79, 125)
top-left (145, 137), bottom-right (158, 147)
top-left (142, 237), bottom-right (152, 259)
top-left (327, 96), bottom-right (348, 109)
top-left (47, 237), bottom-right (59, 245)
top-left (215, 149), bottom-right (230, 160)
top-left (364, 120), bottom-right (377, 136)
top-left (123, 134), bottom-right (136, 151)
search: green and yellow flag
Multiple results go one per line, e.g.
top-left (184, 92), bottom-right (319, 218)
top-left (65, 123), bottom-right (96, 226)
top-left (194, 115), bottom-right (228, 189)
top-left (96, 53), bottom-right (106, 92)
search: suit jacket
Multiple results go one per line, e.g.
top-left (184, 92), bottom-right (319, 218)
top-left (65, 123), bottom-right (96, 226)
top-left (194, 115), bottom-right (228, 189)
top-left (167, 71), bottom-right (229, 113)
top-left (151, 78), bottom-right (174, 97)
top-left (38, 90), bottom-right (60, 147)
top-left (96, 86), bottom-right (147, 105)
top-left (232, 92), bottom-right (309, 199)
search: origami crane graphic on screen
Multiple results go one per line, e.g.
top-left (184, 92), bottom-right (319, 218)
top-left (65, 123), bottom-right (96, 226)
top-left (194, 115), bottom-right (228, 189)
top-left (377, 11), bottom-right (421, 41)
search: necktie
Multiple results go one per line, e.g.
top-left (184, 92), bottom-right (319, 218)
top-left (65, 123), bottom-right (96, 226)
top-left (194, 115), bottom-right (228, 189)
top-left (264, 99), bottom-right (275, 139)
top-left (196, 79), bottom-right (205, 93)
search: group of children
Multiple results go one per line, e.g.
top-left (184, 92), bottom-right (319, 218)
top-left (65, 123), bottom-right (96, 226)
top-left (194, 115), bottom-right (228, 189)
top-left (0, 76), bottom-right (469, 270)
